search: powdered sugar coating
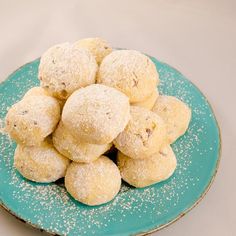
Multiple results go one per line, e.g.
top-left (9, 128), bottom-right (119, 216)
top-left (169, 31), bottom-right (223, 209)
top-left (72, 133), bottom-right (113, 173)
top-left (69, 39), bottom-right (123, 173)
top-left (5, 95), bottom-right (60, 146)
top-left (114, 106), bottom-right (167, 159)
top-left (39, 43), bottom-right (98, 99)
top-left (65, 156), bottom-right (121, 206)
top-left (74, 37), bottom-right (112, 65)
top-left (24, 87), bottom-right (65, 109)
top-left (97, 50), bottom-right (159, 103)
top-left (53, 122), bottom-right (112, 163)
top-left (62, 84), bottom-right (130, 144)
top-left (152, 96), bottom-right (191, 144)
top-left (132, 90), bottom-right (159, 110)
top-left (24, 86), bottom-right (50, 97)
top-left (14, 141), bottom-right (70, 183)
top-left (117, 145), bottom-right (177, 188)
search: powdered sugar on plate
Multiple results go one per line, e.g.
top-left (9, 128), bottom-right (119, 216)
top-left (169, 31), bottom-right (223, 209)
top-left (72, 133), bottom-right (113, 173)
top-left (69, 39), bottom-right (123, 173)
top-left (0, 58), bottom-right (220, 236)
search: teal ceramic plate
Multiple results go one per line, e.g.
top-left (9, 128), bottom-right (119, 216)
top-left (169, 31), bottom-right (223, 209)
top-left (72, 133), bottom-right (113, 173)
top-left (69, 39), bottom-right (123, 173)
top-left (0, 56), bottom-right (220, 236)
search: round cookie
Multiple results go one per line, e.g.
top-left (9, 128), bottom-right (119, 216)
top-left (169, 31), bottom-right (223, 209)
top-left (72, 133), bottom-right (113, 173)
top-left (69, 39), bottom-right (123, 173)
top-left (74, 37), bottom-right (112, 64)
top-left (114, 106), bottom-right (167, 159)
top-left (62, 84), bottom-right (130, 145)
top-left (53, 122), bottom-right (112, 163)
top-left (5, 95), bottom-right (60, 146)
top-left (152, 96), bottom-right (191, 143)
top-left (14, 141), bottom-right (70, 183)
top-left (132, 90), bottom-right (159, 110)
top-left (38, 43), bottom-right (98, 99)
top-left (65, 156), bottom-right (121, 206)
top-left (97, 50), bottom-right (159, 103)
top-left (23, 87), bottom-right (65, 110)
top-left (117, 145), bottom-right (177, 188)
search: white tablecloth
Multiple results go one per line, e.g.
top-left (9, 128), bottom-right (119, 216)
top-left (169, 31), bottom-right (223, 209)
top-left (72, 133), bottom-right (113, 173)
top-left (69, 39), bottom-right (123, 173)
top-left (0, 0), bottom-right (235, 235)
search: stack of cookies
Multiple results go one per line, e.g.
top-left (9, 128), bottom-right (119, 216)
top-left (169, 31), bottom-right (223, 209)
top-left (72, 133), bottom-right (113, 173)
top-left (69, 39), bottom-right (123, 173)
top-left (5, 37), bottom-right (191, 206)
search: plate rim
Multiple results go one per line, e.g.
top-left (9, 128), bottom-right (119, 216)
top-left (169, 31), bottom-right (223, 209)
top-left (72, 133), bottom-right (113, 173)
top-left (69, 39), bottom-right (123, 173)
top-left (0, 58), bottom-right (222, 236)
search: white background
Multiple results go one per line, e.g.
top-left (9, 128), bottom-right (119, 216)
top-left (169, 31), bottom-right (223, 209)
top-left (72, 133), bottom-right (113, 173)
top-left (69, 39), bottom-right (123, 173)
top-left (0, 0), bottom-right (235, 235)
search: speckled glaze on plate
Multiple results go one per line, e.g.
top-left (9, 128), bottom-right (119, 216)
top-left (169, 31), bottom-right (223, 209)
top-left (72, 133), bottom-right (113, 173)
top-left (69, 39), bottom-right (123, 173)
top-left (0, 55), bottom-right (221, 236)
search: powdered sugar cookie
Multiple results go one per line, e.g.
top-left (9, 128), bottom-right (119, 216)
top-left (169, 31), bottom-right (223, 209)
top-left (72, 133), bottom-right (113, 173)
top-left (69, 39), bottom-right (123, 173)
top-left (117, 145), bottom-right (177, 188)
top-left (24, 87), bottom-right (65, 109)
top-left (62, 84), bottom-right (130, 144)
top-left (53, 122), bottom-right (112, 163)
top-left (5, 95), bottom-right (60, 146)
top-left (65, 156), bottom-right (121, 206)
top-left (152, 96), bottom-right (191, 143)
top-left (39, 43), bottom-right (98, 99)
top-left (14, 141), bottom-right (70, 183)
top-left (97, 50), bottom-right (159, 103)
top-left (114, 106), bottom-right (167, 159)
top-left (74, 37), bottom-right (112, 64)
top-left (132, 90), bottom-right (159, 110)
